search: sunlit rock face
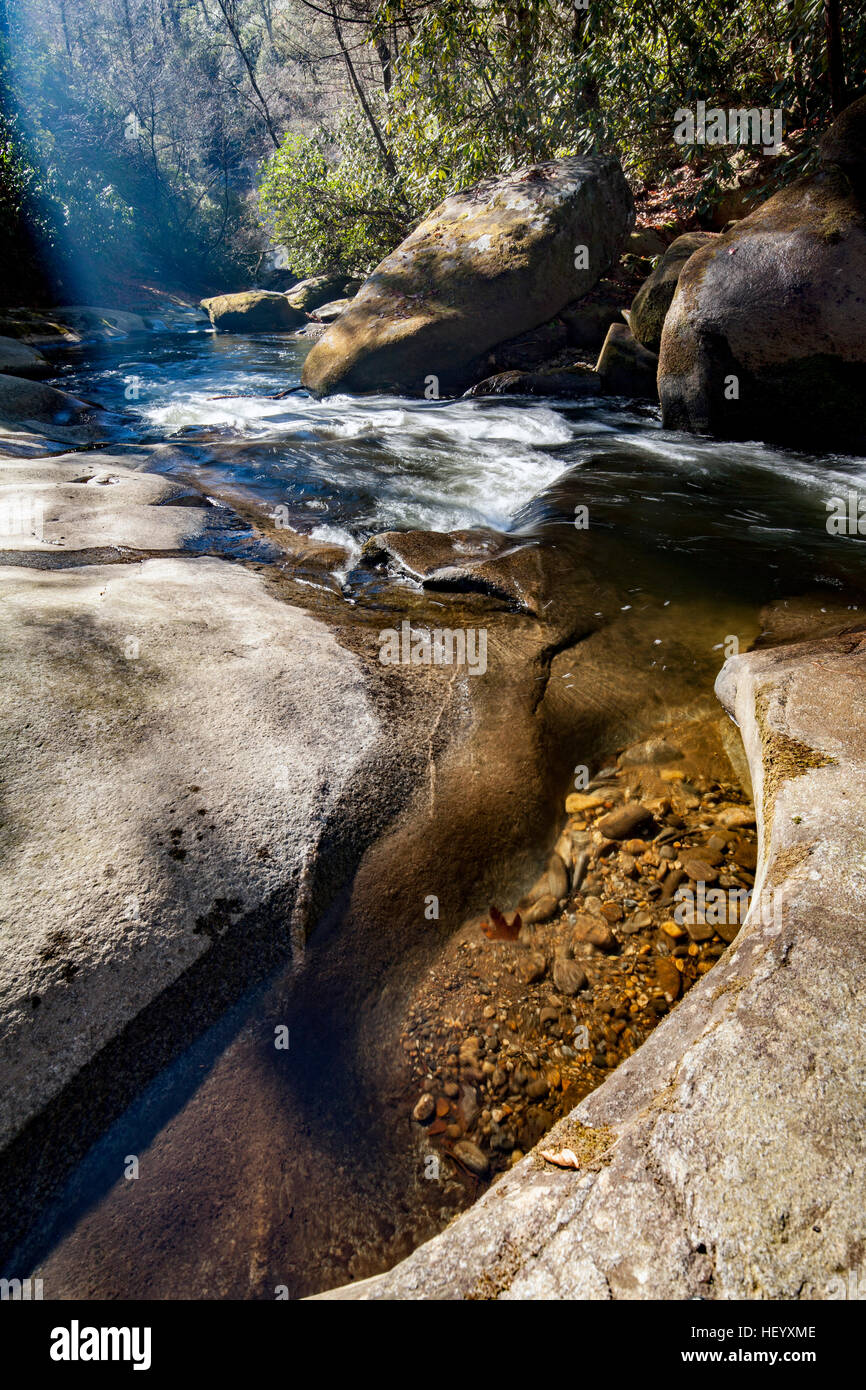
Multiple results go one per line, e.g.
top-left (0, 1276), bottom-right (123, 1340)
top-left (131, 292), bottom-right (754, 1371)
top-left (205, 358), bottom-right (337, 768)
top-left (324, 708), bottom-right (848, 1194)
top-left (285, 274), bottom-right (360, 313)
top-left (658, 98), bottom-right (866, 452)
top-left (200, 291), bottom-right (305, 333)
top-left (301, 157), bottom-right (634, 398)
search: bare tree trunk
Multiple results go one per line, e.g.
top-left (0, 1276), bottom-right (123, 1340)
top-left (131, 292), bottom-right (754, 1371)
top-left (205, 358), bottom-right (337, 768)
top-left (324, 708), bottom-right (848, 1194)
top-left (824, 0), bottom-right (845, 116)
top-left (121, 0), bottom-right (137, 63)
top-left (330, 9), bottom-right (398, 181)
top-left (58, 0), bottom-right (72, 56)
top-left (213, 0), bottom-right (280, 148)
top-left (785, 0), bottom-right (806, 125)
top-left (256, 0), bottom-right (274, 45)
top-left (375, 35), bottom-right (392, 94)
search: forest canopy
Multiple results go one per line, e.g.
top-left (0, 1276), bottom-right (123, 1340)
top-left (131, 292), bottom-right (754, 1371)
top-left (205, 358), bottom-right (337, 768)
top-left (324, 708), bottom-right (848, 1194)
top-left (0, 0), bottom-right (863, 298)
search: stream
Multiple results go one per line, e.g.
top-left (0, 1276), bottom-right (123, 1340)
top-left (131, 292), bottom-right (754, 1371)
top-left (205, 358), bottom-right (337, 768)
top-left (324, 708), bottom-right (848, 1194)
top-left (11, 326), bottom-right (865, 1299)
top-left (46, 329), bottom-right (866, 601)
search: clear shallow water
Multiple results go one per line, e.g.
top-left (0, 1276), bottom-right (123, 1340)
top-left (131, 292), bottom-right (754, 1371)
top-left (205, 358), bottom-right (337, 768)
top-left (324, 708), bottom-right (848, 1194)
top-left (47, 330), bottom-right (866, 601)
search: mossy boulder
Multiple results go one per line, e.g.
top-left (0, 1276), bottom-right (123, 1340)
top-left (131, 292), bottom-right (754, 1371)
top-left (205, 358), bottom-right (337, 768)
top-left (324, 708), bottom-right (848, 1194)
top-left (301, 156), bottom-right (634, 397)
top-left (658, 159), bottom-right (866, 451)
top-left (53, 306), bottom-right (148, 338)
top-left (200, 291), bottom-right (304, 333)
top-left (819, 94), bottom-right (866, 197)
top-left (0, 310), bottom-right (80, 345)
top-left (285, 274), bottom-right (359, 313)
top-left (630, 232), bottom-right (717, 354)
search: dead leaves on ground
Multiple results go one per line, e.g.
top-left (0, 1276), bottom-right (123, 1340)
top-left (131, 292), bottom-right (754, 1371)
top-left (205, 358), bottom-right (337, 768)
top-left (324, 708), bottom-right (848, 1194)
top-left (480, 904), bottom-right (522, 941)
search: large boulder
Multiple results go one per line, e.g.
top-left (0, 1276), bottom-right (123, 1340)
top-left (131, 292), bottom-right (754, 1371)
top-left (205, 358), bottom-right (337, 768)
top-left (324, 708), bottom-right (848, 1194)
top-left (0, 310), bottom-right (81, 345)
top-left (629, 232), bottom-right (717, 353)
top-left (658, 102), bottom-right (866, 451)
top-left (301, 157), bottom-right (634, 397)
top-left (200, 291), bottom-right (304, 333)
top-left (53, 306), bottom-right (148, 339)
top-left (0, 555), bottom-right (380, 1157)
top-left (0, 374), bottom-right (120, 450)
top-left (818, 94), bottom-right (866, 196)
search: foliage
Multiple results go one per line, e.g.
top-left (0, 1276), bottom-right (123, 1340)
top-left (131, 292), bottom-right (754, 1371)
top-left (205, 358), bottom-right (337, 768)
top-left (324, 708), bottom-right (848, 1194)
top-left (258, 0), bottom-right (866, 273)
top-left (260, 116), bottom-right (409, 275)
top-left (0, 0), bottom-right (337, 294)
top-left (2, 0), bottom-right (866, 294)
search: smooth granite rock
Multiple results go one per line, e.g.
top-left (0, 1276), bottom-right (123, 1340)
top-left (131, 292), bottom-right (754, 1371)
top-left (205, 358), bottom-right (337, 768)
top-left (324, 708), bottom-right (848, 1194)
top-left (0, 556), bottom-right (379, 1150)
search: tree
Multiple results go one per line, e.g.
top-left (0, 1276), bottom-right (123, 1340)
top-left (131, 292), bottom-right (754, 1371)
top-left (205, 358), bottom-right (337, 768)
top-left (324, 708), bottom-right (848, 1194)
top-left (824, 0), bottom-right (846, 114)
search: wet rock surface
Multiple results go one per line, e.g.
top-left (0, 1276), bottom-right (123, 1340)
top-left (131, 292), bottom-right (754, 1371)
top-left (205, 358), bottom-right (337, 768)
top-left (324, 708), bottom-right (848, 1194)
top-left (0, 375), bottom-right (124, 453)
top-left (0, 556), bottom-right (381, 1155)
top-left (464, 368), bottom-right (601, 399)
top-left (399, 719), bottom-right (754, 1192)
top-left (0, 448), bottom-right (257, 556)
top-left (4, 504), bottom-right (762, 1297)
top-left (319, 625), bottom-right (866, 1300)
top-left (2, 299), bottom-right (864, 1301)
top-left (360, 526), bottom-right (579, 614)
top-left (0, 336), bottom-right (50, 377)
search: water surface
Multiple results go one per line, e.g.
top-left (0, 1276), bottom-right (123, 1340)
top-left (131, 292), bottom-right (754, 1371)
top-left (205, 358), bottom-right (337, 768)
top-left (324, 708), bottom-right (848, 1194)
top-left (47, 330), bottom-right (866, 605)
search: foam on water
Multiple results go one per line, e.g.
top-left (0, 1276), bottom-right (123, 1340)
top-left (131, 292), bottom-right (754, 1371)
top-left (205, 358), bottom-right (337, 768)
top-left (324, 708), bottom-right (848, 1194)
top-left (46, 331), bottom-right (866, 591)
top-left (140, 385), bottom-right (583, 534)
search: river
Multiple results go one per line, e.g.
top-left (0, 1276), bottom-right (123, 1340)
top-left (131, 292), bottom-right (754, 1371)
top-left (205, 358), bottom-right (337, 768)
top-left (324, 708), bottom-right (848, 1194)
top-left (12, 325), bottom-right (863, 1299)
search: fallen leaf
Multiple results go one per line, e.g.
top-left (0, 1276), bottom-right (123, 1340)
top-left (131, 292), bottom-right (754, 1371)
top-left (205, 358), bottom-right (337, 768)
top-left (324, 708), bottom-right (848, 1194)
top-left (481, 904), bottom-right (522, 940)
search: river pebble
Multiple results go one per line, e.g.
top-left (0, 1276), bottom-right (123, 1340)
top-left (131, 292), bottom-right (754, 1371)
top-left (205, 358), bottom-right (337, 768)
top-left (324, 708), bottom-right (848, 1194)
top-left (398, 720), bottom-right (757, 1200)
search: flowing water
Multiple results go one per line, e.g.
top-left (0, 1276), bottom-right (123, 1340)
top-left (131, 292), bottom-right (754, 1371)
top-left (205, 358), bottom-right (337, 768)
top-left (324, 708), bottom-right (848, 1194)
top-left (17, 327), bottom-right (865, 1298)
top-left (47, 329), bottom-right (866, 604)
